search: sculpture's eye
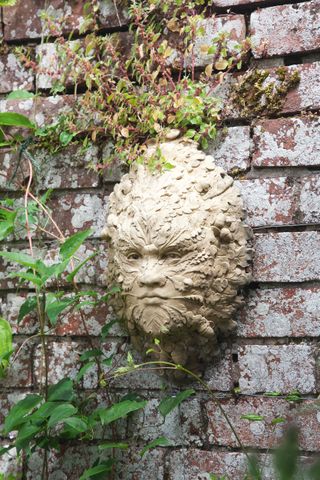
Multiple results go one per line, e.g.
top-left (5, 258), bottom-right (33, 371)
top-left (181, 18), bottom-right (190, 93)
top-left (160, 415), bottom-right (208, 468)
top-left (127, 252), bottom-right (141, 260)
top-left (161, 251), bottom-right (181, 260)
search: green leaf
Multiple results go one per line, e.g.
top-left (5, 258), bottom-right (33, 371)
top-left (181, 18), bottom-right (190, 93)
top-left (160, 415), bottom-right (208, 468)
top-left (4, 394), bottom-right (43, 432)
top-left (159, 389), bottom-right (195, 418)
top-left (98, 399), bottom-right (147, 425)
top-left (60, 229), bottom-right (93, 261)
top-left (15, 423), bottom-right (41, 452)
top-left (45, 296), bottom-right (75, 325)
top-left (0, 317), bottom-right (12, 377)
top-left (101, 320), bottom-right (117, 339)
top-left (59, 131), bottom-right (75, 146)
top-left (47, 403), bottom-right (77, 428)
top-left (64, 416), bottom-right (88, 433)
top-left (47, 378), bottom-right (74, 402)
top-left (79, 461), bottom-right (114, 480)
top-left (29, 401), bottom-right (63, 422)
top-left (99, 442), bottom-right (129, 450)
top-left (76, 361), bottom-right (95, 381)
top-left (66, 253), bottom-right (97, 282)
top-left (10, 271), bottom-right (43, 287)
top-left (0, 0), bottom-right (17, 6)
top-left (271, 416), bottom-right (286, 425)
top-left (0, 251), bottom-right (38, 269)
top-left (240, 414), bottom-right (264, 422)
top-left (140, 436), bottom-right (171, 457)
top-left (6, 90), bottom-right (34, 100)
top-left (0, 112), bottom-right (35, 129)
top-left (18, 296), bottom-right (37, 322)
top-left (0, 208), bottom-right (16, 241)
top-left (80, 349), bottom-right (103, 361)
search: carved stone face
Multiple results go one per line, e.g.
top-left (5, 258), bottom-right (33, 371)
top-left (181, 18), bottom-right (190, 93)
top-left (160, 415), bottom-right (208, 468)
top-left (103, 140), bottom-right (251, 377)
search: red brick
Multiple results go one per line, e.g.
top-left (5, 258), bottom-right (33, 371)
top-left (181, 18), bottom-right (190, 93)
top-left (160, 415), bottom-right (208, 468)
top-left (167, 449), bottom-right (273, 480)
top-left (47, 191), bottom-right (108, 238)
top-left (253, 116), bottom-right (320, 167)
top-left (237, 286), bottom-right (320, 338)
top-left (3, 0), bottom-right (128, 41)
top-left (239, 177), bottom-right (296, 227)
top-left (251, 1), bottom-right (320, 59)
top-left (238, 344), bottom-right (317, 394)
top-left (1, 338), bottom-right (33, 388)
top-left (205, 396), bottom-right (320, 451)
top-left (0, 145), bottom-right (100, 191)
top-left (299, 175), bottom-right (320, 224)
top-left (207, 126), bottom-right (251, 173)
top-left (0, 95), bottom-right (75, 129)
top-left (0, 53), bottom-right (34, 94)
top-left (0, 442), bottom-right (22, 478)
top-left (253, 232), bottom-right (320, 282)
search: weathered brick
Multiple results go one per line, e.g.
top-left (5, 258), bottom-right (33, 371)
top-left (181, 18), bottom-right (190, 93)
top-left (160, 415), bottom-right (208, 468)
top-left (238, 177), bottom-right (296, 227)
top-left (192, 15), bottom-right (246, 67)
top-left (115, 448), bottom-right (165, 480)
top-left (253, 116), bottom-right (320, 167)
top-left (26, 444), bottom-right (119, 480)
top-left (251, 1), bottom-right (320, 59)
top-left (0, 53), bottom-right (34, 94)
top-left (3, 0), bottom-right (128, 41)
top-left (238, 344), bottom-right (317, 394)
top-left (1, 339), bottom-right (33, 388)
top-left (253, 232), bottom-right (320, 282)
top-left (299, 175), bottom-right (320, 224)
top-left (237, 286), bottom-right (320, 338)
top-left (205, 396), bottom-right (320, 451)
top-left (207, 126), bottom-right (251, 173)
top-left (167, 449), bottom-right (274, 480)
top-left (0, 144), bottom-right (100, 191)
top-left (0, 95), bottom-right (75, 128)
top-left (127, 396), bottom-right (207, 447)
top-left (48, 191), bottom-right (108, 238)
top-left (0, 444), bottom-right (22, 478)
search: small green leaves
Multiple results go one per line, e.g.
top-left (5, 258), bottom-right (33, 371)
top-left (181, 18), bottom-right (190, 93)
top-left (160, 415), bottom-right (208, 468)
top-left (240, 414), bottom-right (264, 422)
top-left (0, 207), bottom-right (16, 241)
top-left (0, 112), bottom-right (35, 129)
top-left (79, 460), bottom-right (114, 480)
top-left (140, 436), bottom-right (171, 457)
top-left (0, 0), bottom-right (17, 6)
top-left (0, 317), bottom-right (13, 378)
top-left (18, 296), bottom-right (37, 322)
top-left (99, 442), bottom-right (129, 450)
top-left (4, 394), bottom-right (43, 432)
top-left (6, 90), bottom-right (34, 100)
top-left (97, 399), bottom-right (147, 425)
top-left (159, 389), bottom-right (195, 418)
top-left (47, 378), bottom-right (74, 402)
top-left (47, 404), bottom-right (78, 428)
top-left (45, 294), bottom-right (75, 325)
top-left (60, 229), bottom-right (93, 261)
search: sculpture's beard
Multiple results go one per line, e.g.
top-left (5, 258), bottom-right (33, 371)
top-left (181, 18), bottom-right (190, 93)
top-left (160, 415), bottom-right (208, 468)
top-left (124, 298), bottom-right (219, 379)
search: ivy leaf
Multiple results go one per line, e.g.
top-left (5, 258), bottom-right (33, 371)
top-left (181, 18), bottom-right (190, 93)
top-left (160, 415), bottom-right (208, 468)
top-left (4, 394), bottom-right (43, 432)
top-left (0, 317), bottom-right (12, 377)
top-left (140, 436), bottom-right (171, 457)
top-left (18, 296), bottom-right (37, 322)
top-left (0, 208), bottom-right (16, 241)
top-left (159, 389), bottom-right (195, 418)
top-left (79, 460), bottom-right (114, 480)
top-left (6, 90), bottom-right (34, 100)
top-left (0, 112), bottom-right (35, 129)
top-left (99, 442), bottom-right (129, 450)
top-left (64, 416), bottom-right (88, 433)
top-left (47, 378), bottom-right (74, 402)
top-left (60, 229), bottom-right (93, 261)
top-left (45, 295), bottom-right (75, 325)
top-left (97, 399), bottom-right (147, 425)
top-left (47, 403), bottom-right (78, 428)
top-left (240, 414), bottom-right (264, 422)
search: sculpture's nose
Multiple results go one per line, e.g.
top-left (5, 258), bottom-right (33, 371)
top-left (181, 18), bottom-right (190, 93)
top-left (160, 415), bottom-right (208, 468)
top-left (138, 268), bottom-right (166, 287)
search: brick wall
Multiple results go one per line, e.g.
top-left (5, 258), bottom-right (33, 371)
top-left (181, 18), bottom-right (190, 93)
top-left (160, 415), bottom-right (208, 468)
top-left (0, 1), bottom-right (319, 479)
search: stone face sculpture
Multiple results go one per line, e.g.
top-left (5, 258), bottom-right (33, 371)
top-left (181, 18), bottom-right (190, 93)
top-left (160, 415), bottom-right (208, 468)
top-left (103, 139), bottom-right (251, 378)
